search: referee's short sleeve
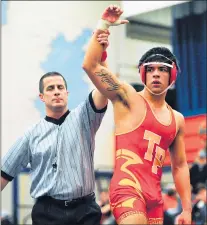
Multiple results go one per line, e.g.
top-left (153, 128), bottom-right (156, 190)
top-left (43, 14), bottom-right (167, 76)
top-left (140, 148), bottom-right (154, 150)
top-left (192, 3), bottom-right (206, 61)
top-left (84, 91), bottom-right (107, 133)
top-left (1, 130), bottom-right (31, 181)
top-left (88, 91), bottom-right (107, 114)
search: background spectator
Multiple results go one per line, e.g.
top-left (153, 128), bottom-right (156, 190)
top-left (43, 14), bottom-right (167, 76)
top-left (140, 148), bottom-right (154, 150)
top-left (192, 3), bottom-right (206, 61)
top-left (190, 150), bottom-right (207, 195)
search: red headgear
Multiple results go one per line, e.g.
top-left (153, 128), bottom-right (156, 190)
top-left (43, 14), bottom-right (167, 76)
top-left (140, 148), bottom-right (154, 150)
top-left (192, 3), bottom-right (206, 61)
top-left (139, 54), bottom-right (178, 85)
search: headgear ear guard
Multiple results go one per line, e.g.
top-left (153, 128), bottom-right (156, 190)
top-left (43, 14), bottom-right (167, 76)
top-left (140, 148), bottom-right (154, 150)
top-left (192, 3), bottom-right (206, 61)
top-left (139, 54), bottom-right (178, 85)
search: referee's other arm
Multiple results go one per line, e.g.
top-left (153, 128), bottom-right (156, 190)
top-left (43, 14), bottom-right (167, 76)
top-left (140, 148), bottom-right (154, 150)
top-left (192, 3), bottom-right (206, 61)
top-left (1, 177), bottom-right (9, 191)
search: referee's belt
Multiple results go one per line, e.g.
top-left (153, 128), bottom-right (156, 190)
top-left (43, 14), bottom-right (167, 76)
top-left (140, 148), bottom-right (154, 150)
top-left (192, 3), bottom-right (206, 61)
top-left (38, 192), bottom-right (95, 207)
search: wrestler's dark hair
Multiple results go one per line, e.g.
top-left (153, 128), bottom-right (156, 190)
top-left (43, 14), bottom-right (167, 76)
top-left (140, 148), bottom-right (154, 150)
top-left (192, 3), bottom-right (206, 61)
top-left (138, 47), bottom-right (180, 72)
top-left (39, 71), bottom-right (67, 93)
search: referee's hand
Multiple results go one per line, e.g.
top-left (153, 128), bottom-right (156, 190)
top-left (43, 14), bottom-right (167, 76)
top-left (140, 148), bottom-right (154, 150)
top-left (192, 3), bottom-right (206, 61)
top-left (97, 30), bottom-right (110, 51)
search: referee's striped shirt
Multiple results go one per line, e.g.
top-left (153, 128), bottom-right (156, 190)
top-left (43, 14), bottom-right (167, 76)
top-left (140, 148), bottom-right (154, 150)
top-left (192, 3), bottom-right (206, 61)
top-left (1, 91), bottom-right (107, 200)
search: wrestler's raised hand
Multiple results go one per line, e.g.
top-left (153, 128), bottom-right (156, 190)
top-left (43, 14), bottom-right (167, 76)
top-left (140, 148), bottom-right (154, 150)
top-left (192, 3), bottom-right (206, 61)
top-left (101, 5), bottom-right (129, 26)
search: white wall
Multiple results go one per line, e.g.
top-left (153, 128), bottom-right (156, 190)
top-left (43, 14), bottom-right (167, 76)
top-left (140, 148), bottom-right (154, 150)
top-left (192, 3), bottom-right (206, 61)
top-left (122, 0), bottom-right (189, 17)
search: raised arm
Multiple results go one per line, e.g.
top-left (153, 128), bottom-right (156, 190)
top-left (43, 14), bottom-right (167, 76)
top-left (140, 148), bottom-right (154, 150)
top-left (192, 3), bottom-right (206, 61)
top-left (170, 112), bottom-right (192, 224)
top-left (90, 30), bottom-right (110, 110)
top-left (82, 5), bottom-right (134, 103)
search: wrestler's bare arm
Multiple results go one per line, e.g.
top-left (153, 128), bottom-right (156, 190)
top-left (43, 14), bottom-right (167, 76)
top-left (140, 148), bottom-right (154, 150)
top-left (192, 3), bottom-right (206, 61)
top-left (91, 48), bottom-right (110, 110)
top-left (82, 6), bottom-right (135, 105)
top-left (169, 112), bottom-right (192, 223)
top-left (83, 31), bottom-right (135, 104)
top-left (90, 33), bottom-right (111, 110)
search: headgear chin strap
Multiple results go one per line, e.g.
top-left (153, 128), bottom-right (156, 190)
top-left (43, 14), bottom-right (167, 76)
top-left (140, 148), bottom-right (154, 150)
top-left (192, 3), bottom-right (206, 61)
top-left (143, 80), bottom-right (175, 96)
top-left (138, 54), bottom-right (178, 95)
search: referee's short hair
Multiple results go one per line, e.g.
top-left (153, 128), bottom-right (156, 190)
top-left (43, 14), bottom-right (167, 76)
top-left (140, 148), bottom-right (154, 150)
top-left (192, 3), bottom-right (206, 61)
top-left (39, 71), bottom-right (68, 93)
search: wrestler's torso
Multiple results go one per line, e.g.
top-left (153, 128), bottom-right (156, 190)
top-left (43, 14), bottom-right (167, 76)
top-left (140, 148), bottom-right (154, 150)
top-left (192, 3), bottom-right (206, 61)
top-left (110, 93), bottom-right (177, 205)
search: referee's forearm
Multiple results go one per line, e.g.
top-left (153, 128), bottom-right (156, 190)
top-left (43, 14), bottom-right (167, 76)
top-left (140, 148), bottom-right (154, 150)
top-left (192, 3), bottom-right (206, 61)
top-left (1, 177), bottom-right (9, 191)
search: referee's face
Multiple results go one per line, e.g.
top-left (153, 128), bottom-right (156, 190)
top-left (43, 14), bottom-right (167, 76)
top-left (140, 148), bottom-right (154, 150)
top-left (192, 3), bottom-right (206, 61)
top-left (39, 76), bottom-right (69, 112)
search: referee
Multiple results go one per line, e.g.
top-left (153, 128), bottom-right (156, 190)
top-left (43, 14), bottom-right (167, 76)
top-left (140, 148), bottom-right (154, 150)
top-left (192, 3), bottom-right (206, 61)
top-left (1, 35), bottom-right (109, 225)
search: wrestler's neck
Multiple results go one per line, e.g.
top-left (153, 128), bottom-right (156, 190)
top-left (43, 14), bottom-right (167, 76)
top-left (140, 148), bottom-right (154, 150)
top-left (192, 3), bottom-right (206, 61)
top-left (142, 88), bottom-right (167, 108)
top-left (46, 106), bottom-right (68, 119)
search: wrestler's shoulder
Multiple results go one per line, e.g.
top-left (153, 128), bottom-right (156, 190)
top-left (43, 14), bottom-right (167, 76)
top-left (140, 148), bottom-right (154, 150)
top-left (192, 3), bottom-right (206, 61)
top-left (172, 109), bottom-right (185, 123)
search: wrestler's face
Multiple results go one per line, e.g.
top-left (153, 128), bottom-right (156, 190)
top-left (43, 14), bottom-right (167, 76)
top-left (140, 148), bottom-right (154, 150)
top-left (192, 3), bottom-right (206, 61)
top-left (39, 76), bottom-right (69, 112)
top-left (145, 64), bottom-right (170, 94)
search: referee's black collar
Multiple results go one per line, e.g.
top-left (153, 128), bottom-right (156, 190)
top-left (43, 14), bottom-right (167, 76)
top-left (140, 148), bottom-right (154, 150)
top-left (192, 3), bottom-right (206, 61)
top-left (45, 110), bottom-right (70, 125)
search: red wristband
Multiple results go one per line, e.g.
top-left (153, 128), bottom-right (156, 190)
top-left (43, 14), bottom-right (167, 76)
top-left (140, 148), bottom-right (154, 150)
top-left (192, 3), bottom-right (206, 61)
top-left (101, 51), bottom-right (107, 62)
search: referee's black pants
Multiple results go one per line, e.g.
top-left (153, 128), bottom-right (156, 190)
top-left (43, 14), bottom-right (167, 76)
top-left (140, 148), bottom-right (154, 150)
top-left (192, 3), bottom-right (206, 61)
top-left (32, 193), bottom-right (102, 225)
